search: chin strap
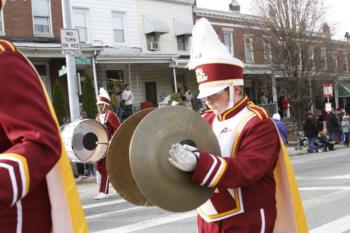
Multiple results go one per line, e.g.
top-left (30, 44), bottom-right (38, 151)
top-left (226, 82), bottom-right (235, 110)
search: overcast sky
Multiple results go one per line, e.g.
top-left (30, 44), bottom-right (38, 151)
top-left (196, 0), bottom-right (349, 40)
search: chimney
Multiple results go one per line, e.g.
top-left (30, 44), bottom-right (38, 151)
top-left (229, 0), bottom-right (240, 12)
top-left (345, 32), bottom-right (350, 41)
top-left (322, 23), bottom-right (331, 38)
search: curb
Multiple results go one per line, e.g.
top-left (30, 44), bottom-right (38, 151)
top-left (287, 144), bottom-right (349, 157)
top-left (75, 177), bottom-right (96, 185)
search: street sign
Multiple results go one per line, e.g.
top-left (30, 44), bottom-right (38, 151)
top-left (323, 83), bottom-right (333, 97)
top-left (75, 57), bottom-right (92, 65)
top-left (325, 102), bottom-right (332, 112)
top-left (61, 29), bottom-right (81, 51)
top-left (58, 66), bottom-right (67, 77)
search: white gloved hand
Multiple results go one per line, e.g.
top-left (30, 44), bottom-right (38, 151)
top-left (168, 143), bottom-right (200, 172)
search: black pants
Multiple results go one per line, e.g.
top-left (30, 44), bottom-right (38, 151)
top-left (125, 104), bottom-right (133, 118)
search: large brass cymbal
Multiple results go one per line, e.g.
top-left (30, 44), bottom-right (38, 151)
top-left (107, 108), bottom-right (155, 206)
top-left (130, 106), bottom-right (221, 212)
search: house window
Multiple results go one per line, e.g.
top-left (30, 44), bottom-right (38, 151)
top-left (263, 38), bottom-right (272, 63)
top-left (223, 31), bottom-right (234, 55)
top-left (244, 37), bottom-right (254, 63)
top-left (34, 64), bottom-right (52, 98)
top-left (112, 12), bottom-right (125, 43)
top-left (344, 53), bottom-right (349, 72)
top-left (72, 8), bottom-right (89, 42)
top-left (32, 0), bottom-right (52, 34)
top-left (146, 33), bottom-right (160, 51)
top-left (320, 48), bottom-right (327, 70)
top-left (177, 35), bottom-right (187, 51)
top-left (0, 11), bottom-right (4, 33)
top-left (332, 52), bottom-right (338, 72)
top-left (309, 48), bottom-right (315, 70)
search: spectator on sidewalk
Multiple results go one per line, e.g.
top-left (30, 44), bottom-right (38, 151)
top-left (319, 129), bottom-right (335, 151)
top-left (342, 112), bottom-right (350, 146)
top-left (327, 108), bottom-right (339, 142)
top-left (122, 83), bottom-right (134, 119)
top-left (273, 113), bottom-right (288, 145)
top-left (304, 113), bottom-right (319, 153)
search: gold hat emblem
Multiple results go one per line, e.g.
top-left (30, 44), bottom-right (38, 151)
top-left (196, 68), bottom-right (208, 83)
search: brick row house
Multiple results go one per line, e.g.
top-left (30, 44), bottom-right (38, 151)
top-left (193, 4), bottom-right (350, 111)
top-left (1, 0), bottom-right (350, 116)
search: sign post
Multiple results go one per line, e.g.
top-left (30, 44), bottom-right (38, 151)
top-left (60, 28), bottom-right (81, 121)
top-left (323, 83), bottom-right (333, 112)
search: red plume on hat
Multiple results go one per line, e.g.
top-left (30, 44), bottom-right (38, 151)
top-left (96, 88), bottom-right (111, 105)
top-left (188, 18), bottom-right (244, 99)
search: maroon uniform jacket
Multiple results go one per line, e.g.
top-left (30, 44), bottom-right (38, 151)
top-left (0, 39), bottom-right (89, 233)
top-left (192, 97), bottom-right (280, 224)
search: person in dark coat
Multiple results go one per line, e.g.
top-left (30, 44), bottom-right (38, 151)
top-left (327, 109), bottom-right (339, 142)
top-left (304, 113), bottom-right (319, 153)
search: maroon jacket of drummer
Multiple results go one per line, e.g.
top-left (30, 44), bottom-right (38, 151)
top-left (0, 40), bottom-right (61, 232)
top-left (96, 110), bottom-right (121, 139)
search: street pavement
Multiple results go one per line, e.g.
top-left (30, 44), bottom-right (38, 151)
top-left (78, 146), bottom-right (350, 233)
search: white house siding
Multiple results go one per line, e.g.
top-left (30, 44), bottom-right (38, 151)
top-left (70, 0), bottom-right (140, 48)
top-left (137, 0), bottom-right (194, 54)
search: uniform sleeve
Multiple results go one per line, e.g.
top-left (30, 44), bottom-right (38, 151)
top-left (0, 51), bottom-right (61, 207)
top-left (108, 112), bottom-right (121, 135)
top-left (192, 119), bottom-right (280, 188)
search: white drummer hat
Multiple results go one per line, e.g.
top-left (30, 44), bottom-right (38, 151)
top-left (188, 18), bottom-right (244, 99)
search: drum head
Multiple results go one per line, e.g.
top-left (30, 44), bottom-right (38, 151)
top-left (107, 108), bottom-right (155, 206)
top-left (72, 119), bottom-right (108, 163)
top-left (130, 106), bottom-right (221, 212)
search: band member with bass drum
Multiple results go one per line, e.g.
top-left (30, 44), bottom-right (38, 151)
top-left (95, 88), bottom-right (121, 200)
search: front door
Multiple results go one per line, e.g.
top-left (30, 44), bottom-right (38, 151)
top-left (145, 82), bottom-right (157, 105)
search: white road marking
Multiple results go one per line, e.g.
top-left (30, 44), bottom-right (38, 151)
top-left (83, 199), bottom-right (126, 210)
top-left (303, 190), bottom-right (350, 209)
top-left (297, 174), bottom-right (350, 180)
top-left (93, 211), bottom-right (196, 233)
top-left (310, 215), bottom-right (350, 233)
top-left (86, 206), bottom-right (143, 220)
top-left (299, 186), bottom-right (350, 191)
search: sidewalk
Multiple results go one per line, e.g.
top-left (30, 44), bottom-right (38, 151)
top-left (287, 144), bottom-right (348, 156)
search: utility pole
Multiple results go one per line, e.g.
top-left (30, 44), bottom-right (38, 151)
top-left (61, 0), bottom-right (80, 121)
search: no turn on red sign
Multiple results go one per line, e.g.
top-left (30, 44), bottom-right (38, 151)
top-left (323, 83), bottom-right (333, 97)
top-left (61, 29), bottom-right (81, 51)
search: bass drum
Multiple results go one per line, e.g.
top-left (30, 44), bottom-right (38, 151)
top-left (62, 119), bottom-right (109, 163)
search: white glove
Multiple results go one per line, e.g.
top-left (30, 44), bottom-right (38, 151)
top-left (168, 143), bottom-right (200, 172)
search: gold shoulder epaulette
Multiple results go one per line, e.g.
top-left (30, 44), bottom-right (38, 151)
top-left (247, 101), bottom-right (269, 120)
top-left (0, 39), bottom-right (16, 53)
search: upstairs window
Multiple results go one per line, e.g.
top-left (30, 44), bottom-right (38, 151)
top-left (344, 53), bottom-right (349, 72)
top-left (177, 35), bottom-right (187, 51)
top-left (320, 48), bottom-right (327, 70)
top-left (0, 12), bottom-right (4, 34)
top-left (112, 12), bottom-right (126, 43)
top-left (263, 38), bottom-right (272, 63)
top-left (223, 31), bottom-right (234, 55)
top-left (244, 36), bottom-right (254, 63)
top-left (309, 47), bottom-right (315, 70)
top-left (32, 0), bottom-right (52, 34)
top-left (146, 33), bottom-right (160, 51)
top-left (332, 52), bottom-right (338, 72)
top-left (72, 8), bottom-right (89, 42)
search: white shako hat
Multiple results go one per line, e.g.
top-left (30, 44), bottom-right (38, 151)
top-left (188, 18), bottom-right (244, 99)
top-left (96, 88), bottom-right (111, 105)
top-left (0, 0), bottom-right (6, 11)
